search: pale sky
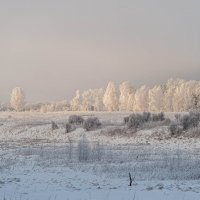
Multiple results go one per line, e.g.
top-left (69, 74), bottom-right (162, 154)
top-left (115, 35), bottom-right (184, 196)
top-left (0, 0), bottom-right (200, 103)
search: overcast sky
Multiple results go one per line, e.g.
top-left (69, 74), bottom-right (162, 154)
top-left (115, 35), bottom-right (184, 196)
top-left (0, 0), bottom-right (200, 103)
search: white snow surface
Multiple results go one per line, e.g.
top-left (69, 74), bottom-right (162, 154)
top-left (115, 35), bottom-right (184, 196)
top-left (0, 112), bottom-right (200, 200)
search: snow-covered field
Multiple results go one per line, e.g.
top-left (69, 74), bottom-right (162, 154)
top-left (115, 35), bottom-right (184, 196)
top-left (0, 112), bottom-right (200, 200)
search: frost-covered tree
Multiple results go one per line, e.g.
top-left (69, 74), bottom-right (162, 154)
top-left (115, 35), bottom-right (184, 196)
top-left (119, 82), bottom-right (135, 111)
top-left (148, 85), bottom-right (164, 112)
top-left (172, 79), bottom-right (187, 112)
top-left (127, 93), bottom-right (135, 111)
top-left (80, 88), bottom-right (105, 111)
top-left (81, 89), bottom-right (94, 111)
top-left (134, 85), bottom-right (150, 112)
top-left (163, 79), bottom-right (181, 112)
top-left (10, 87), bottom-right (25, 111)
top-left (40, 104), bottom-right (48, 113)
top-left (54, 100), bottom-right (69, 111)
top-left (70, 90), bottom-right (81, 111)
top-left (93, 88), bottom-right (105, 111)
top-left (103, 81), bottom-right (119, 111)
top-left (69, 78), bottom-right (200, 112)
top-left (173, 80), bottom-right (200, 112)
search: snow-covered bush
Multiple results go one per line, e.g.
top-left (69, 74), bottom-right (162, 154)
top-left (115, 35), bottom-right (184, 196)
top-left (152, 112), bottom-right (165, 121)
top-left (169, 122), bottom-right (183, 136)
top-left (189, 112), bottom-right (200, 126)
top-left (126, 112), bottom-right (167, 131)
top-left (127, 114), bottom-right (143, 130)
top-left (124, 116), bottom-right (129, 124)
top-left (168, 112), bottom-right (200, 136)
top-left (142, 112), bottom-right (152, 122)
top-left (51, 121), bottom-right (59, 131)
top-left (65, 123), bottom-right (73, 133)
top-left (77, 137), bottom-right (104, 162)
top-left (174, 114), bottom-right (181, 122)
top-left (180, 112), bottom-right (200, 130)
top-left (83, 117), bottom-right (101, 131)
top-left (180, 115), bottom-right (190, 130)
top-left (68, 115), bottom-right (84, 125)
top-left (77, 136), bottom-right (91, 161)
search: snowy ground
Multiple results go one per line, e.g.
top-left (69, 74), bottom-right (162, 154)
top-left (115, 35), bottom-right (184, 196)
top-left (0, 112), bottom-right (200, 200)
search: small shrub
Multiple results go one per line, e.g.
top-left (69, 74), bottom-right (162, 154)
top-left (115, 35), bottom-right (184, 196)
top-left (127, 114), bottom-right (143, 130)
top-left (83, 117), bottom-right (101, 131)
top-left (175, 114), bottom-right (181, 122)
top-left (68, 115), bottom-right (84, 125)
top-left (189, 111), bottom-right (200, 120)
top-left (142, 112), bottom-right (152, 122)
top-left (168, 112), bottom-right (200, 137)
top-left (152, 112), bottom-right (165, 122)
top-left (124, 116), bottom-right (129, 124)
top-left (180, 112), bottom-right (200, 130)
top-left (126, 112), bottom-right (166, 131)
top-left (51, 121), bottom-right (59, 131)
top-left (180, 115), bottom-right (190, 130)
top-left (169, 122), bottom-right (183, 136)
top-left (65, 123), bottom-right (72, 133)
top-left (189, 112), bottom-right (200, 128)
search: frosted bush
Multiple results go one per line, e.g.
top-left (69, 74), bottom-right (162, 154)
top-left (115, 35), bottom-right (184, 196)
top-left (124, 116), bottom-right (129, 124)
top-left (127, 114), bottom-right (143, 130)
top-left (126, 112), bottom-right (166, 130)
top-left (68, 115), bottom-right (84, 125)
top-left (142, 112), bottom-right (152, 122)
top-left (175, 114), bottom-right (181, 122)
top-left (65, 123), bottom-right (73, 133)
top-left (77, 136), bottom-right (91, 162)
top-left (51, 121), bottom-right (59, 131)
top-left (180, 112), bottom-right (200, 130)
top-left (83, 117), bottom-right (101, 131)
top-left (152, 112), bottom-right (165, 121)
top-left (168, 112), bottom-right (200, 137)
top-left (169, 122), bottom-right (183, 136)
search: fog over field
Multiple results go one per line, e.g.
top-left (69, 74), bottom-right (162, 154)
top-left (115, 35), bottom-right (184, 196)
top-left (1, 0), bottom-right (200, 200)
top-left (0, 0), bottom-right (200, 102)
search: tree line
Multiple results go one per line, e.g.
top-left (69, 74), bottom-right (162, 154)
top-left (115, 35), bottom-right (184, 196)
top-left (1, 78), bottom-right (200, 112)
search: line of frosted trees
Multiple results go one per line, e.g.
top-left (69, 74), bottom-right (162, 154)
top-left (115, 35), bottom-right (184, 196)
top-left (70, 78), bottom-right (200, 112)
top-left (1, 78), bottom-right (200, 112)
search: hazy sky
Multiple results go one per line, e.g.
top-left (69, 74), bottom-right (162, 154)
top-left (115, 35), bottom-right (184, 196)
top-left (0, 0), bottom-right (200, 103)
